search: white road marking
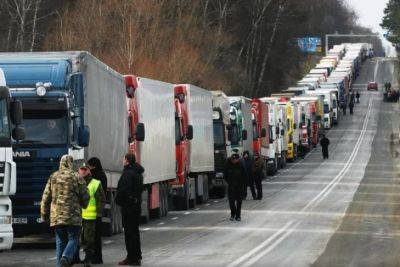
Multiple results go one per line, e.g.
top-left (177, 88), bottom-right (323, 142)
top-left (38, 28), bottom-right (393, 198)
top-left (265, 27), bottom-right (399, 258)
top-left (227, 221), bottom-right (294, 267)
top-left (171, 217), bottom-right (179, 220)
top-left (142, 228), bottom-right (151, 231)
top-left (103, 240), bottom-right (114, 244)
top-left (48, 257), bottom-right (57, 261)
top-left (158, 222), bottom-right (165, 225)
top-left (184, 212), bottom-right (192, 215)
top-left (229, 99), bottom-right (374, 267)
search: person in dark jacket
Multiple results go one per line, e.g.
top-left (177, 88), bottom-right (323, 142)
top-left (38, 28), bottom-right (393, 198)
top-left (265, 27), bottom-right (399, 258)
top-left (349, 99), bottom-right (355, 115)
top-left (342, 102), bottom-right (347, 115)
top-left (356, 91), bottom-right (360, 103)
top-left (87, 157), bottom-right (108, 264)
top-left (320, 134), bottom-right (330, 159)
top-left (241, 151), bottom-right (256, 200)
top-left (252, 154), bottom-right (265, 200)
top-left (116, 152), bottom-right (144, 266)
top-left (224, 154), bottom-right (247, 221)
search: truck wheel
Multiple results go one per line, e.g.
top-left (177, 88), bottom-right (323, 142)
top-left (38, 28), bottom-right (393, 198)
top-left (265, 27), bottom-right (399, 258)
top-left (161, 182), bottom-right (169, 217)
top-left (177, 176), bottom-right (190, 210)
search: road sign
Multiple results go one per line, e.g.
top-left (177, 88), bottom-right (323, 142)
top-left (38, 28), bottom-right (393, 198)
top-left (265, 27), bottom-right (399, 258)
top-left (297, 37), bottom-right (322, 53)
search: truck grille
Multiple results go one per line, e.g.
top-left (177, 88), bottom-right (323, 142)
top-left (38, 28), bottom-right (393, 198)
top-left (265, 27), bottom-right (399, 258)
top-left (11, 158), bottom-right (59, 216)
top-left (214, 151), bottom-right (226, 172)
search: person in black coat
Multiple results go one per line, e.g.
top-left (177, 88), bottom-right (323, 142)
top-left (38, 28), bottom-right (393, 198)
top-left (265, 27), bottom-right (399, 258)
top-left (241, 151), bottom-right (256, 200)
top-left (224, 154), bottom-right (247, 221)
top-left (320, 134), bottom-right (330, 159)
top-left (115, 153), bottom-right (144, 266)
top-left (87, 157), bottom-right (108, 264)
top-left (349, 99), bottom-right (355, 115)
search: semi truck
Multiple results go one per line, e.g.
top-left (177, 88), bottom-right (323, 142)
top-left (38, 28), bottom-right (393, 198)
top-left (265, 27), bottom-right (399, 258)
top-left (175, 84), bottom-right (214, 206)
top-left (0, 52), bottom-right (128, 236)
top-left (228, 96), bottom-right (253, 156)
top-left (251, 99), bottom-right (269, 175)
top-left (125, 75), bottom-right (176, 219)
top-left (211, 91), bottom-right (231, 198)
top-left (0, 69), bottom-right (24, 250)
top-left (259, 97), bottom-right (280, 174)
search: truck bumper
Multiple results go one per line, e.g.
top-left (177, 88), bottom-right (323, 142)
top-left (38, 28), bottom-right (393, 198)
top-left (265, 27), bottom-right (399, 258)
top-left (0, 229), bottom-right (13, 251)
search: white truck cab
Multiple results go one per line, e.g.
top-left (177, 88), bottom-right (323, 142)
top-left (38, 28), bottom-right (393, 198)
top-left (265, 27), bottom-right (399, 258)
top-left (0, 68), bottom-right (24, 250)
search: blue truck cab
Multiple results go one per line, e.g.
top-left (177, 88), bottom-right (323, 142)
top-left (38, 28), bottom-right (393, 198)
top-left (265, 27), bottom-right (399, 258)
top-left (0, 56), bottom-right (89, 235)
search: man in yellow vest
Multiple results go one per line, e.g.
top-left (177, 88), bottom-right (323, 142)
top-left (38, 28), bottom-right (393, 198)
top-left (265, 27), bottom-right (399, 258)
top-left (79, 163), bottom-right (105, 267)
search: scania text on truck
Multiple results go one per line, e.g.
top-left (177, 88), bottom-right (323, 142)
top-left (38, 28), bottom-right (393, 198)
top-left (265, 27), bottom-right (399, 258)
top-left (0, 68), bottom-right (24, 250)
top-left (0, 52), bottom-right (127, 236)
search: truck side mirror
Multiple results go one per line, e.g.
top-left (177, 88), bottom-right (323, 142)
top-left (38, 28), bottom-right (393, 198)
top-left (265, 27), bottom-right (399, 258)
top-left (78, 125), bottom-right (90, 147)
top-left (294, 123), bottom-right (297, 130)
top-left (276, 127), bottom-right (280, 135)
top-left (269, 137), bottom-right (274, 144)
top-left (12, 126), bottom-right (25, 141)
top-left (0, 86), bottom-right (10, 100)
top-left (242, 129), bottom-right (248, 141)
top-left (281, 129), bottom-right (285, 136)
top-left (135, 123), bottom-right (145, 142)
top-left (11, 100), bottom-right (23, 125)
top-left (261, 128), bottom-right (267, 138)
top-left (187, 125), bottom-right (193, 140)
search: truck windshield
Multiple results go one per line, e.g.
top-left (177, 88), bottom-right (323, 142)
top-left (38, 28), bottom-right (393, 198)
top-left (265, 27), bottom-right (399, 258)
top-left (19, 110), bottom-right (67, 145)
top-left (324, 104), bottom-right (330, 113)
top-left (0, 99), bottom-right (11, 145)
top-left (213, 122), bottom-right (225, 148)
top-left (230, 124), bottom-right (240, 146)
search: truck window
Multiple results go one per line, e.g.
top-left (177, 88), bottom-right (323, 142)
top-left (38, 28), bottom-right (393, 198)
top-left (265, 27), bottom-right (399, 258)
top-left (252, 121), bottom-right (259, 140)
top-left (230, 124), bottom-right (240, 145)
top-left (213, 121), bottom-right (225, 148)
top-left (324, 103), bottom-right (330, 114)
top-left (0, 99), bottom-right (10, 144)
top-left (175, 117), bottom-right (182, 145)
top-left (19, 110), bottom-right (67, 145)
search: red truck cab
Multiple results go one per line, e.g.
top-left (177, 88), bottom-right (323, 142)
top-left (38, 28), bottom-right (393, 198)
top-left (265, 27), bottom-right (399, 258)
top-left (172, 85), bottom-right (193, 186)
top-left (251, 99), bottom-right (269, 160)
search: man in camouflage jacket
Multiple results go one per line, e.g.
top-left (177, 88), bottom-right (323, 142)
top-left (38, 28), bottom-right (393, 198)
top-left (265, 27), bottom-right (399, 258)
top-left (41, 155), bottom-right (89, 267)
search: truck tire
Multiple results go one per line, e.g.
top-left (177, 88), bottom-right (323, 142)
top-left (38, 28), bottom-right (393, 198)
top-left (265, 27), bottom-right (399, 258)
top-left (202, 175), bottom-right (209, 203)
top-left (175, 176), bottom-right (190, 210)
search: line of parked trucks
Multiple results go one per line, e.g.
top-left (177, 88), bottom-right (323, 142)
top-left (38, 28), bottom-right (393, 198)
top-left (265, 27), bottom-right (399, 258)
top-left (0, 42), bottom-right (372, 249)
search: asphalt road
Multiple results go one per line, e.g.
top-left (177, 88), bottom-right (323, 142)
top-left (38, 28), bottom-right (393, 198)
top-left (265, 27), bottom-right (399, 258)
top-left (1, 57), bottom-right (398, 267)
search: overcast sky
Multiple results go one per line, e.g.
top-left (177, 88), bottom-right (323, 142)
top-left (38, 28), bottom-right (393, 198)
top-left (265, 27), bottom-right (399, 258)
top-left (346, 0), bottom-right (388, 33)
top-left (346, 0), bottom-right (396, 56)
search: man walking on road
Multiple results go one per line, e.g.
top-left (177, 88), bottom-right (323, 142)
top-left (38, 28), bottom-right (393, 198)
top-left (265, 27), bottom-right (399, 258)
top-left (80, 163), bottom-right (105, 267)
top-left (241, 151), bottom-right (256, 200)
top-left (116, 153), bottom-right (144, 266)
top-left (224, 153), bottom-right (247, 221)
top-left (349, 99), bottom-right (355, 115)
top-left (40, 155), bottom-right (89, 267)
top-left (252, 154), bottom-right (265, 200)
top-left (356, 91), bottom-right (360, 103)
top-left (320, 134), bottom-right (330, 159)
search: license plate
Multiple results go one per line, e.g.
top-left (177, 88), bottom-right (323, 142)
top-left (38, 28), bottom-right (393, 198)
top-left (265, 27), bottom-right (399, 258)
top-left (12, 217), bottom-right (28, 224)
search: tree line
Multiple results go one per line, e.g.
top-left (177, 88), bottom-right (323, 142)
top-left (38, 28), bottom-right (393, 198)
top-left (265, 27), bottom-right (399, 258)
top-left (0, 0), bottom-right (383, 97)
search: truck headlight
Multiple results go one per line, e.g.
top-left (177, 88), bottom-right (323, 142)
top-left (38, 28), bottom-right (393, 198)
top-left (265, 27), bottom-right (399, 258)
top-left (0, 216), bottom-right (12, 224)
top-left (36, 85), bottom-right (46, 96)
top-left (215, 172), bottom-right (224, 179)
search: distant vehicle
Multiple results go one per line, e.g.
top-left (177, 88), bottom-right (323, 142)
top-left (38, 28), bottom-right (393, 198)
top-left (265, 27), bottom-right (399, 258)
top-left (367, 82), bottom-right (378, 91)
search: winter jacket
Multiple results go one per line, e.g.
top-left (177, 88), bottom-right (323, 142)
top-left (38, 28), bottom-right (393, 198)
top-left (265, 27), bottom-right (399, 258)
top-left (88, 157), bottom-right (108, 192)
top-left (40, 155), bottom-right (90, 227)
top-left (115, 163), bottom-right (144, 210)
top-left (83, 175), bottom-right (106, 218)
top-left (252, 156), bottom-right (265, 178)
top-left (320, 137), bottom-right (330, 148)
top-left (224, 159), bottom-right (247, 197)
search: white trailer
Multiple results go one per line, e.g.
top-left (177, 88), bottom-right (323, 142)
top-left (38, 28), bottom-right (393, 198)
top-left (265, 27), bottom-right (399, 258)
top-left (185, 85), bottom-right (214, 203)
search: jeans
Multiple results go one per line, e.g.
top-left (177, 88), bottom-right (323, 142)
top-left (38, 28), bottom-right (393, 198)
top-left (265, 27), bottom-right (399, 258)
top-left (55, 225), bottom-right (81, 266)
